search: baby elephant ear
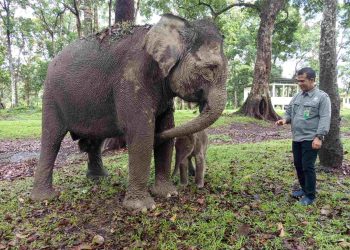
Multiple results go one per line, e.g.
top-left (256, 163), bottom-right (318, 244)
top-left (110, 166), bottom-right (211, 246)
top-left (144, 14), bottom-right (190, 78)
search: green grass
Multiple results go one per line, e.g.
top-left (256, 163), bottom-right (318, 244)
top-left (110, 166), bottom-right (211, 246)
top-left (0, 140), bottom-right (349, 249)
top-left (0, 108), bottom-right (269, 140)
top-left (0, 107), bottom-right (42, 139)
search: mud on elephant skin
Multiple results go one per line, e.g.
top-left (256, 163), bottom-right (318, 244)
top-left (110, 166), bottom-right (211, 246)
top-left (172, 130), bottom-right (208, 188)
top-left (31, 14), bottom-right (228, 211)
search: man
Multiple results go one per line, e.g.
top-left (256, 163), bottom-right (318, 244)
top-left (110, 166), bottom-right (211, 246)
top-left (276, 67), bottom-right (331, 206)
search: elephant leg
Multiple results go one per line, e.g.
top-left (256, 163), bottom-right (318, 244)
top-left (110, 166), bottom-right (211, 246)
top-left (172, 140), bottom-right (191, 178)
top-left (179, 159), bottom-right (189, 186)
top-left (194, 153), bottom-right (206, 188)
top-left (31, 107), bottom-right (67, 201)
top-left (85, 139), bottom-right (108, 179)
top-left (123, 134), bottom-right (155, 210)
top-left (188, 158), bottom-right (195, 176)
top-left (151, 109), bottom-right (178, 197)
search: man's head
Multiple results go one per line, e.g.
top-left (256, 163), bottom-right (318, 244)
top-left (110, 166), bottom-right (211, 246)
top-left (296, 67), bottom-right (316, 92)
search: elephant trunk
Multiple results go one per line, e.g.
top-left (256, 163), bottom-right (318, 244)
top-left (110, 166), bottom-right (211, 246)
top-left (157, 87), bottom-right (227, 142)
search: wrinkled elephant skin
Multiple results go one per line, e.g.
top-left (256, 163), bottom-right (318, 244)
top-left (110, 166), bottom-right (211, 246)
top-left (31, 14), bottom-right (228, 210)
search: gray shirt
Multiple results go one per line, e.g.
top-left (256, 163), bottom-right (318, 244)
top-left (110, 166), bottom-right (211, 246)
top-left (284, 87), bottom-right (331, 142)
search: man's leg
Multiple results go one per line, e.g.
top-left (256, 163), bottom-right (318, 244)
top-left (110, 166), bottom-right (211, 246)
top-left (301, 141), bottom-right (318, 200)
top-left (292, 141), bottom-right (305, 192)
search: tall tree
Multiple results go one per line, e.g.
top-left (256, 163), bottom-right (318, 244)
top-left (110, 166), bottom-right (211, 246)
top-left (31, 1), bottom-right (66, 58)
top-left (318, 0), bottom-right (343, 168)
top-left (103, 0), bottom-right (135, 152)
top-left (0, 0), bottom-right (17, 107)
top-left (64, 0), bottom-right (82, 38)
top-left (238, 0), bottom-right (286, 120)
top-left (115, 0), bottom-right (134, 23)
top-left (82, 0), bottom-right (92, 36)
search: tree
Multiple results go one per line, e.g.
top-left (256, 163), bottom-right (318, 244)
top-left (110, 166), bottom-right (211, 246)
top-left (318, 0), bottom-right (343, 168)
top-left (238, 0), bottom-right (286, 120)
top-left (0, 0), bottom-right (17, 107)
top-left (63, 0), bottom-right (82, 38)
top-left (103, 0), bottom-right (135, 152)
top-left (82, 0), bottom-right (93, 36)
top-left (31, 1), bottom-right (66, 58)
top-left (115, 0), bottom-right (134, 22)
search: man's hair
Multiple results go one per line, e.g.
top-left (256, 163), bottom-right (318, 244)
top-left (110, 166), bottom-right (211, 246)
top-left (297, 67), bottom-right (316, 80)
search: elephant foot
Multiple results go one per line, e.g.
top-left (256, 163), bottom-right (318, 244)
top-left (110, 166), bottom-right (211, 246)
top-left (86, 167), bottom-right (109, 180)
top-left (151, 182), bottom-right (178, 198)
top-left (123, 191), bottom-right (156, 211)
top-left (31, 187), bottom-right (59, 201)
top-left (196, 181), bottom-right (204, 188)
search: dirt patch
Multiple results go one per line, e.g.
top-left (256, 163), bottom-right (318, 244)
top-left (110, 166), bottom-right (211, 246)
top-left (208, 122), bottom-right (292, 144)
top-left (0, 136), bottom-right (85, 181)
top-left (0, 122), bottom-right (349, 181)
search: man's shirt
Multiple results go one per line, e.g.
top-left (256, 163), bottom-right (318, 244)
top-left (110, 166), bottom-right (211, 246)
top-left (284, 87), bottom-right (331, 142)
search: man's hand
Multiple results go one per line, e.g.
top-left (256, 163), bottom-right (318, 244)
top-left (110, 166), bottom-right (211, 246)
top-left (275, 119), bottom-right (287, 126)
top-left (312, 137), bottom-right (322, 149)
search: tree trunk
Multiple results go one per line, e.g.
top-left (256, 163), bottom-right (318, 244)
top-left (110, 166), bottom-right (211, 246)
top-left (115, 0), bottom-right (134, 23)
top-left (73, 0), bottom-right (82, 38)
top-left (108, 0), bottom-right (113, 27)
top-left (234, 89), bottom-right (238, 109)
top-left (105, 0), bottom-right (135, 152)
top-left (82, 0), bottom-right (93, 36)
top-left (318, 0), bottom-right (343, 169)
top-left (3, 1), bottom-right (17, 107)
top-left (93, 4), bottom-right (99, 32)
top-left (238, 0), bottom-right (285, 121)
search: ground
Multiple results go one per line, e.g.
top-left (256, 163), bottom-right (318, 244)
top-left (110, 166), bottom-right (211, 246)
top-left (0, 121), bottom-right (291, 181)
top-left (0, 111), bottom-right (350, 249)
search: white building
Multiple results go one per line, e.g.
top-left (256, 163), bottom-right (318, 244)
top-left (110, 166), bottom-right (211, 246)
top-left (244, 78), bottom-right (297, 109)
top-left (342, 95), bottom-right (350, 109)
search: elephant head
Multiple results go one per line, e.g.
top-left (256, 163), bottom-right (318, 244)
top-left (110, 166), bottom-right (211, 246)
top-left (144, 14), bottom-right (228, 140)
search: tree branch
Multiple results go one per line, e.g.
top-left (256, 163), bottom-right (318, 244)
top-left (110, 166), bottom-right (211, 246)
top-left (63, 3), bottom-right (77, 16)
top-left (198, 0), bottom-right (260, 20)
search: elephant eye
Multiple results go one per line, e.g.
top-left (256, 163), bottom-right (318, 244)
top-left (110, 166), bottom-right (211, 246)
top-left (207, 64), bottom-right (218, 71)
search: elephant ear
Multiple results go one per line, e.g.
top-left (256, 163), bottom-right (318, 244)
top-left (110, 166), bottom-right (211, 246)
top-left (144, 14), bottom-right (191, 78)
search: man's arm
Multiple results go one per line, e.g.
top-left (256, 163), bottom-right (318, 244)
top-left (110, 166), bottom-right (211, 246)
top-left (317, 94), bottom-right (331, 136)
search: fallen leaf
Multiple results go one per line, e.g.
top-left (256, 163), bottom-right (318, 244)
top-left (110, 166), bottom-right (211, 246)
top-left (170, 214), bottom-right (177, 222)
top-left (242, 205), bottom-right (250, 210)
top-left (16, 233), bottom-right (27, 239)
top-left (339, 241), bottom-right (350, 248)
top-left (277, 222), bottom-right (286, 237)
top-left (197, 197), bottom-right (205, 205)
top-left (237, 224), bottom-right (250, 236)
top-left (320, 205), bottom-right (332, 216)
top-left (75, 243), bottom-right (92, 250)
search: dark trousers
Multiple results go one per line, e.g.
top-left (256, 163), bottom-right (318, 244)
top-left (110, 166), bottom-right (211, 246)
top-left (292, 141), bottom-right (318, 199)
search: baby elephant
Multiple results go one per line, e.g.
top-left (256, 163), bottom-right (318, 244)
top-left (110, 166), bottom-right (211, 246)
top-left (172, 130), bottom-right (208, 188)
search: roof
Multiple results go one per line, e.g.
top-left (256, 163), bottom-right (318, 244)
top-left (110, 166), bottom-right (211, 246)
top-left (271, 78), bottom-right (295, 84)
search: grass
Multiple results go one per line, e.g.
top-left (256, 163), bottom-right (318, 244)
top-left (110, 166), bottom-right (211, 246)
top-left (0, 108), bottom-right (269, 140)
top-left (0, 107), bottom-right (350, 249)
top-left (0, 107), bottom-right (42, 139)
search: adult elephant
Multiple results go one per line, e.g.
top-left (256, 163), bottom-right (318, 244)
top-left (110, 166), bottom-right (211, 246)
top-left (31, 14), bottom-right (227, 210)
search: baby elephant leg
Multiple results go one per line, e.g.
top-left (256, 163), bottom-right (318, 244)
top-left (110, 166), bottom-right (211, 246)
top-left (179, 158), bottom-right (190, 186)
top-left (194, 153), bottom-right (206, 188)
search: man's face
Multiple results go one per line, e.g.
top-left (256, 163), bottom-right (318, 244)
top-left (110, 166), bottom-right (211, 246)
top-left (296, 73), bottom-right (315, 92)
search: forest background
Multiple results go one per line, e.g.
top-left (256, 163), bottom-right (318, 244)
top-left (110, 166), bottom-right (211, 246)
top-left (1, 0), bottom-right (350, 109)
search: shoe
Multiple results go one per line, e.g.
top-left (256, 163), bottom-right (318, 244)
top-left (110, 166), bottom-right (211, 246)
top-left (299, 196), bottom-right (315, 206)
top-left (291, 189), bottom-right (305, 198)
